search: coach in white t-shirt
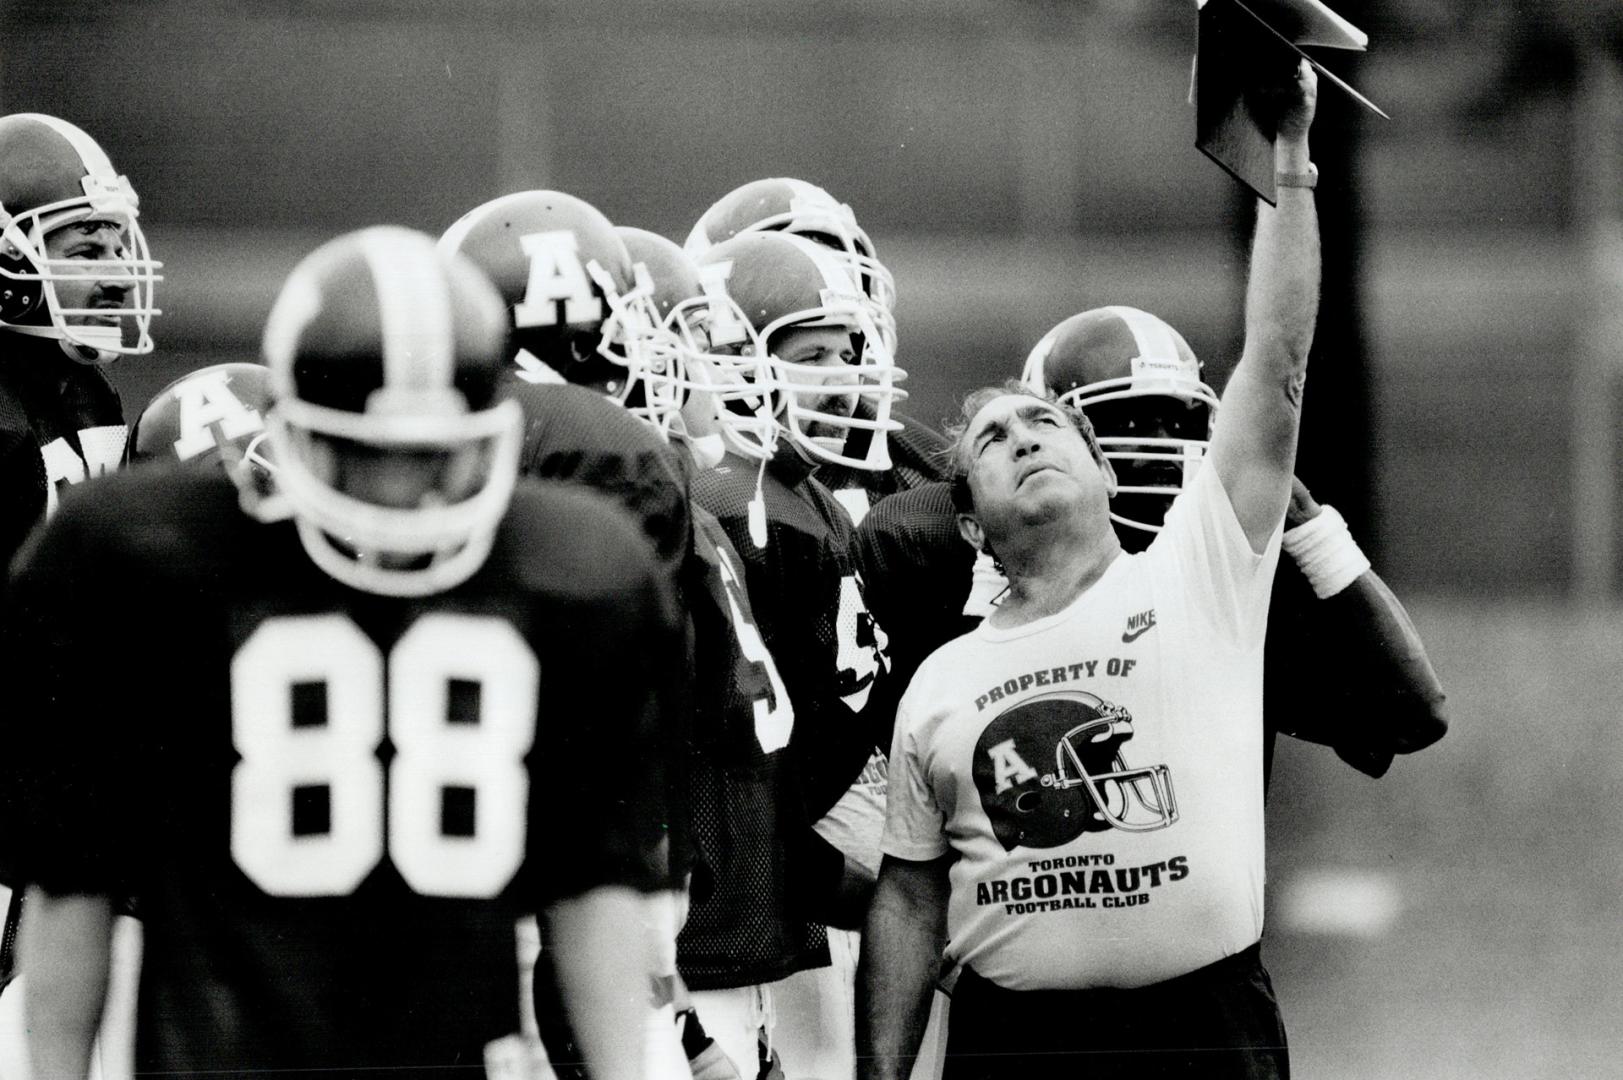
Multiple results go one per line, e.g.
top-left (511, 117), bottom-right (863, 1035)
top-left (856, 61), bottom-right (1321, 1080)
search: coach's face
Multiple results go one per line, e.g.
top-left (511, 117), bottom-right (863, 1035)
top-left (959, 394), bottom-right (1115, 548)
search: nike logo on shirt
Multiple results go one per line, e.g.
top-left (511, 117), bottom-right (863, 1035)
top-left (1121, 609), bottom-right (1157, 643)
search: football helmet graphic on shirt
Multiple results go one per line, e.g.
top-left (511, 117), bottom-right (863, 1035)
top-left (974, 689), bottom-right (1177, 852)
top-left (1021, 306), bottom-right (1217, 539)
top-left (694, 231), bottom-right (904, 470)
top-left (0, 112), bottom-right (161, 361)
top-left (685, 177), bottom-right (897, 355)
top-left (261, 225), bottom-right (520, 597)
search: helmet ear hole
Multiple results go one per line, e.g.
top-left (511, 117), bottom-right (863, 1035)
top-left (0, 253), bottom-right (44, 322)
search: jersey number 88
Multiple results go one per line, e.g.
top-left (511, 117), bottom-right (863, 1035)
top-left (230, 613), bottom-right (539, 899)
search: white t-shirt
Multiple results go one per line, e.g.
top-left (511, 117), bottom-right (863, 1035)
top-left (882, 463), bottom-right (1281, 990)
top-left (815, 747), bottom-right (889, 874)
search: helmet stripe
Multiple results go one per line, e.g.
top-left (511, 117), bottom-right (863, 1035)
top-left (12, 113), bottom-right (116, 176)
top-left (360, 227), bottom-right (454, 396)
top-left (1109, 305), bottom-right (1183, 365)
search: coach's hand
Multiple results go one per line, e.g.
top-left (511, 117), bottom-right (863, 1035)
top-left (1276, 59), bottom-right (1318, 145)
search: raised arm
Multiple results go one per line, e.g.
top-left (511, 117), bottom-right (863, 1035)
top-left (1209, 60), bottom-right (1322, 551)
top-left (856, 853), bottom-right (951, 1080)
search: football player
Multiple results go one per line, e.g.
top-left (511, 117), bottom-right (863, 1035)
top-left (625, 226), bottom-right (856, 1080)
top-left (442, 195), bottom-right (838, 1080)
top-left (439, 191), bottom-right (692, 583)
top-left (0, 112), bottom-right (160, 561)
top-left (0, 109), bottom-right (160, 1007)
top-left (441, 192), bottom-right (700, 1080)
top-left (690, 229), bottom-right (902, 1080)
top-left (687, 178), bottom-right (949, 524)
top-left (126, 362), bottom-right (285, 519)
top-left (3, 226), bottom-right (680, 1080)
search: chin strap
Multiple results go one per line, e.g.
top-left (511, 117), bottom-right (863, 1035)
top-left (748, 453), bottom-right (769, 549)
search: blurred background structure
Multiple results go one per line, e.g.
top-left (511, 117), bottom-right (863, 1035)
top-left (3, 1), bottom-right (1622, 1077)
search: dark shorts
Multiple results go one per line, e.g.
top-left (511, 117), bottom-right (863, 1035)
top-left (943, 943), bottom-right (1289, 1080)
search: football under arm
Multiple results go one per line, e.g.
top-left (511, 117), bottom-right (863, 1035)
top-left (1209, 61), bottom-right (1322, 552)
top-left (544, 885), bottom-right (663, 1080)
top-left (21, 886), bottom-right (113, 1080)
top-left (1314, 569), bottom-right (1450, 775)
top-left (856, 853), bottom-right (951, 1080)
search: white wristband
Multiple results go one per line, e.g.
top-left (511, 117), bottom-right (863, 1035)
top-left (1281, 504), bottom-right (1371, 599)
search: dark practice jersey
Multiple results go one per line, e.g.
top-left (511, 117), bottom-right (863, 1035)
top-left (676, 506), bottom-right (829, 989)
top-left (508, 379), bottom-right (828, 988)
top-left (508, 377), bottom-right (690, 582)
top-left (815, 408), bottom-right (950, 527)
top-left (856, 484), bottom-right (1447, 788)
top-left (852, 480), bottom-right (980, 705)
top-left (691, 446), bottom-right (893, 823)
top-left (2, 467), bottom-right (681, 1078)
top-left (507, 376), bottom-right (694, 881)
top-left (0, 337), bottom-right (126, 568)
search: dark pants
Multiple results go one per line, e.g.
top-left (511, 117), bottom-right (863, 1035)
top-left (943, 943), bottom-right (1288, 1080)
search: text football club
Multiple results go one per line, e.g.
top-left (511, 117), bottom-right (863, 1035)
top-left (975, 854), bottom-right (1191, 916)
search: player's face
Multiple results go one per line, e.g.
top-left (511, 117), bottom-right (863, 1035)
top-left (306, 436), bottom-right (489, 511)
top-left (771, 324), bottom-right (860, 439)
top-left (675, 354), bottom-right (727, 468)
top-left (963, 394), bottom-right (1112, 533)
top-left (44, 221), bottom-right (134, 329)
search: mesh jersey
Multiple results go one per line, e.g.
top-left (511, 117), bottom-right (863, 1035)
top-left (1, 467), bottom-right (681, 1078)
top-left (854, 483), bottom-right (1444, 787)
top-left (815, 408), bottom-right (951, 525)
top-left (507, 376), bottom-right (695, 881)
top-left (509, 380), bottom-right (828, 987)
top-left (508, 377), bottom-right (691, 580)
top-left (852, 480), bottom-right (981, 705)
top-left (676, 506), bottom-right (829, 990)
top-left (691, 447), bottom-right (893, 823)
top-left (0, 337), bottom-right (126, 567)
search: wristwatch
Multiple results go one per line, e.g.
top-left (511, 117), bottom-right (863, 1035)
top-left (1276, 162), bottom-right (1318, 190)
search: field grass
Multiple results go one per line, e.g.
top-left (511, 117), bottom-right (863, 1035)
top-left (1264, 598), bottom-right (1623, 1079)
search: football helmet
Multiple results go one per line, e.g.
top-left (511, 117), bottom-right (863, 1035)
top-left (617, 225), bottom-right (775, 459)
top-left (695, 232), bottom-right (903, 471)
top-left (127, 362), bottom-right (285, 519)
top-left (261, 225), bottom-right (519, 597)
top-left (685, 178), bottom-right (897, 355)
top-left (438, 190), bottom-right (658, 403)
top-left (1021, 306), bottom-right (1218, 540)
top-left (0, 113), bottom-right (160, 362)
top-left (973, 690), bottom-right (1177, 853)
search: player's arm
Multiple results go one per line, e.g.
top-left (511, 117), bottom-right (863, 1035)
top-left (0, 429), bottom-right (45, 572)
top-left (1273, 480), bottom-right (1449, 774)
top-left (21, 887), bottom-right (113, 1080)
top-left (1208, 59), bottom-right (1321, 551)
top-left (856, 853), bottom-right (951, 1080)
top-left (786, 823), bottom-right (875, 930)
top-left (544, 886), bottom-right (662, 1080)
